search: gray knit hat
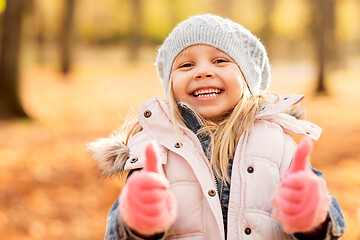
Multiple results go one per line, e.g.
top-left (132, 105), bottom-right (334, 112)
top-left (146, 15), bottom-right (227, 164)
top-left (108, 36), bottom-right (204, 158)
top-left (155, 14), bottom-right (270, 97)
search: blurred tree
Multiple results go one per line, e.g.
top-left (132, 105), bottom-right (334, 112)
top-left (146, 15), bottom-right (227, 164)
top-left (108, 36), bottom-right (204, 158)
top-left (168, 0), bottom-right (181, 27)
top-left (60, 0), bottom-right (76, 74)
top-left (314, 0), bottom-right (337, 94)
top-left (33, 0), bottom-right (46, 63)
top-left (0, 0), bottom-right (28, 119)
top-left (128, 0), bottom-right (143, 62)
top-left (214, 0), bottom-right (232, 18)
top-left (260, 0), bottom-right (275, 53)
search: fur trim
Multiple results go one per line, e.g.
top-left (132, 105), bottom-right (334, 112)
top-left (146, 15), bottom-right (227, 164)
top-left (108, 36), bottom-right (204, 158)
top-left (284, 102), bottom-right (307, 120)
top-left (87, 131), bottom-right (130, 177)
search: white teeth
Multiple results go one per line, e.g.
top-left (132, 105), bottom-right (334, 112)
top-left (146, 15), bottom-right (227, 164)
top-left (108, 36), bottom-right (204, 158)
top-left (193, 88), bottom-right (221, 97)
top-left (197, 93), bottom-right (217, 98)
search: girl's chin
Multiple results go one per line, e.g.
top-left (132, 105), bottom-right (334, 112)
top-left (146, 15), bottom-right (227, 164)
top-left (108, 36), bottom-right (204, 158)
top-left (198, 110), bottom-right (230, 122)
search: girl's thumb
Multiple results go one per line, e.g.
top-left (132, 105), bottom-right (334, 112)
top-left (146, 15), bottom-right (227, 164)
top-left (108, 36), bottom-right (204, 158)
top-left (289, 137), bottom-right (313, 173)
top-left (145, 141), bottom-right (161, 173)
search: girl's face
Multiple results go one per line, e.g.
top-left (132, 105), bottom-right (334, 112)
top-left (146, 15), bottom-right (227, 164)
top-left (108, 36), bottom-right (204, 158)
top-left (171, 44), bottom-right (246, 120)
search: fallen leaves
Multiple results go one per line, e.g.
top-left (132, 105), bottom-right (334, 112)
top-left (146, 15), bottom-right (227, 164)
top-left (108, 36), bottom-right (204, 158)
top-left (1, 57), bottom-right (359, 239)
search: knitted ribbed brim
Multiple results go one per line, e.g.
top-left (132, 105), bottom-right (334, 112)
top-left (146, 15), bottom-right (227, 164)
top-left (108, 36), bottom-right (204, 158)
top-left (155, 14), bottom-right (270, 97)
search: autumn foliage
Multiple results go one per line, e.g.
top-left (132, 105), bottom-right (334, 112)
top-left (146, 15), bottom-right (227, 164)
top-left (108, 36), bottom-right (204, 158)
top-left (0, 51), bottom-right (359, 239)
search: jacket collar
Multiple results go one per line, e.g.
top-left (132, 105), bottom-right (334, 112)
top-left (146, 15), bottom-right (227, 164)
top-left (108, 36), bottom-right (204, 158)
top-left (258, 94), bottom-right (304, 117)
top-left (177, 94), bottom-right (305, 128)
top-left (88, 94), bottom-right (312, 177)
top-left (178, 102), bottom-right (204, 135)
top-left (178, 102), bottom-right (212, 159)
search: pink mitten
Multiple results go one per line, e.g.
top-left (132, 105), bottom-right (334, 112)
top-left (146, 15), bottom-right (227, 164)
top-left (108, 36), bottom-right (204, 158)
top-left (272, 138), bottom-right (330, 233)
top-left (119, 142), bottom-right (177, 236)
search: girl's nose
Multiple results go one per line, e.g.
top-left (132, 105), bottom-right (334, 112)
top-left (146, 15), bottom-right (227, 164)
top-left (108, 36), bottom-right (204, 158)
top-left (194, 67), bottom-right (214, 79)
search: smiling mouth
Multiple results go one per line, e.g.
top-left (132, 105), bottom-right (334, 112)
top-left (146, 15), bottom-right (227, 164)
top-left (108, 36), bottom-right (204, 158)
top-left (192, 88), bottom-right (223, 98)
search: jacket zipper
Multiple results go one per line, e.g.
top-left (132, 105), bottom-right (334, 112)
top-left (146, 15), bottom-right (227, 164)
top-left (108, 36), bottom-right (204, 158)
top-left (234, 132), bottom-right (247, 239)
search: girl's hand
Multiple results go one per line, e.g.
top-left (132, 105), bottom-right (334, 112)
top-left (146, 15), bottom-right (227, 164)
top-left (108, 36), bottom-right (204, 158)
top-left (120, 142), bottom-right (177, 236)
top-left (271, 138), bottom-right (330, 233)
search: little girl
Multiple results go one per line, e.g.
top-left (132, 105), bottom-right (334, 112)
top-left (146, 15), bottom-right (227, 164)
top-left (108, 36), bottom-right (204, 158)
top-left (88, 14), bottom-right (346, 240)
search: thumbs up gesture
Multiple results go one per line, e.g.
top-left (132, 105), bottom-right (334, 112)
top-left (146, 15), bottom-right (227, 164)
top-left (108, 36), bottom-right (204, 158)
top-left (120, 142), bottom-right (177, 236)
top-left (271, 138), bottom-right (330, 233)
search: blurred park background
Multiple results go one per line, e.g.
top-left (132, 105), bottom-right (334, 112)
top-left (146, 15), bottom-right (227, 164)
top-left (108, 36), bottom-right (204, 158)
top-left (0, 0), bottom-right (360, 239)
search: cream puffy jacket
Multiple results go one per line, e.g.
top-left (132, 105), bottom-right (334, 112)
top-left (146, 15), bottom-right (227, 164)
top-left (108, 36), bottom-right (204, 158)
top-left (91, 95), bottom-right (322, 240)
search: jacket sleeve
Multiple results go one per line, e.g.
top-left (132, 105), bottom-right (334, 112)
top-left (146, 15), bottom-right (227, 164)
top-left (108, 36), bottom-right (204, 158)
top-left (104, 169), bottom-right (167, 240)
top-left (289, 168), bottom-right (346, 240)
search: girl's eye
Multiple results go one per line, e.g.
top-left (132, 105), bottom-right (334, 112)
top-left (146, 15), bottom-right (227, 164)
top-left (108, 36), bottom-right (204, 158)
top-left (214, 59), bottom-right (228, 64)
top-left (179, 63), bottom-right (193, 68)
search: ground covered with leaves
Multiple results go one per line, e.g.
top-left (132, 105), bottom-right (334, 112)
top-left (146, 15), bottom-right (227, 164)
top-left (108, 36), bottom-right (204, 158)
top-left (1, 53), bottom-right (359, 239)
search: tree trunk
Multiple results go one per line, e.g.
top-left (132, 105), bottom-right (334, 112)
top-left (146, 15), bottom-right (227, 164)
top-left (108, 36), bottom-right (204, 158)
top-left (60, 0), bottom-right (75, 74)
top-left (315, 0), bottom-right (326, 93)
top-left (128, 0), bottom-right (142, 63)
top-left (34, 0), bottom-right (46, 63)
top-left (0, 0), bottom-right (28, 119)
top-left (325, 0), bottom-right (338, 66)
top-left (315, 0), bottom-right (336, 94)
